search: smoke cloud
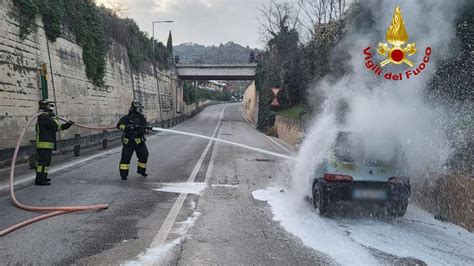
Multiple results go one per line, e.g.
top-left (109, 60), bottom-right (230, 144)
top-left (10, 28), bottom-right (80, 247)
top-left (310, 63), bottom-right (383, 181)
top-left (290, 0), bottom-right (467, 198)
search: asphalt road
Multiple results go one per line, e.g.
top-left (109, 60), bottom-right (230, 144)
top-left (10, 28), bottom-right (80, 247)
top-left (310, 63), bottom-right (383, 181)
top-left (0, 103), bottom-right (324, 264)
top-left (3, 103), bottom-right (470, 265)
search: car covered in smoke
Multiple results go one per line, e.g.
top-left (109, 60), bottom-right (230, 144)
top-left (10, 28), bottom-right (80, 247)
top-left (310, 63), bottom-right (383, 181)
top-left (310, 131), bottom-right (411, 217)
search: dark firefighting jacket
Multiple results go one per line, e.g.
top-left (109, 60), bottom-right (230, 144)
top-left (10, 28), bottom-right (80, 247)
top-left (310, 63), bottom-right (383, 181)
top-left (117, 111), bottom-right (148, 145)
top-left (36, 113), bottom-right (70, 150)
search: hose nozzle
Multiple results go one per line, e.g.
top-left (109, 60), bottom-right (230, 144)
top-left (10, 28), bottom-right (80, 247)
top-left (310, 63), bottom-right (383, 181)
top-left (137, 125), bottom-right (153, 130)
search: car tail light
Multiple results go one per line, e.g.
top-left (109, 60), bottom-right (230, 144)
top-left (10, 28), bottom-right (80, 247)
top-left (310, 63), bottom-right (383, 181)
top-left (324, 173), bottom-right (353, 182)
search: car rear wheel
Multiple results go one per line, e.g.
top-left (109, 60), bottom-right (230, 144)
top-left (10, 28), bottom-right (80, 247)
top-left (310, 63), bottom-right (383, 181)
top-left (389, 200), bottom-right (408, 217)
top-left (312, 181), bottom-right (329, 216)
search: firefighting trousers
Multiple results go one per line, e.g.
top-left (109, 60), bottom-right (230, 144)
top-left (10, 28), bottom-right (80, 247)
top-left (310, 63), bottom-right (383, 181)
top-left (35, 148), bottom-right (52, 181)
top-left (119, 143), bottom-right (149, 177)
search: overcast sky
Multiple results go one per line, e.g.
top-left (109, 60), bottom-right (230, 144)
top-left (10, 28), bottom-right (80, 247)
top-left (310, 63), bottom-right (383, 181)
top-left (96, 0), bottom-right (269, 48)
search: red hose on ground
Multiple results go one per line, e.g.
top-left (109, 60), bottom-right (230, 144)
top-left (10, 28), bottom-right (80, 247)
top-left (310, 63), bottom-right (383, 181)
top-left (0, 113), bottom-right (110, 237)
top-left (0, 211), bottom-right (68, 236)
top-left (57, 117), bottom-right (116, 131)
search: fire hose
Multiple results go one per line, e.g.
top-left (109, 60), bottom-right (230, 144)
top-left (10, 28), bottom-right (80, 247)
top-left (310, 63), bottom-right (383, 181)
top-left (1, 113), bottom-right (294, 237)
top-left (0, 113), bottom-right (110, 237)
top-left (57, 117), bottom-right (116, 131)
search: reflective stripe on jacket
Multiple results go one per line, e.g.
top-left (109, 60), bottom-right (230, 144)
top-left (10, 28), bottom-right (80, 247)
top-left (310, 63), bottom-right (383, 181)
top-left (122, 137), bottom-right (145, 145)
top-left (36, 114), bottom-right (67, 150)
top-left (117, 111), bottom-right (148, 145)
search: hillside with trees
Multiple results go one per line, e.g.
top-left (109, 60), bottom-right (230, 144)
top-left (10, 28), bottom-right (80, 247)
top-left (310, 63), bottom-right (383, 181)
top-left (174, 42), bottom-right (260, 64)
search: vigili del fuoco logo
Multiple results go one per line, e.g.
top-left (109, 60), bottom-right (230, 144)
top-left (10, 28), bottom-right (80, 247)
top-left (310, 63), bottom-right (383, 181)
top-left (363, 6), bottom-right (432, 81)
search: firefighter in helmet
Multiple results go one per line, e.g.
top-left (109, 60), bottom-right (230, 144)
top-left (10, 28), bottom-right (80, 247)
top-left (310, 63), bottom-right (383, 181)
top-left (35, 99), bottom-right (74, 186)
top-left (117, 100), bottom-right (149, 180)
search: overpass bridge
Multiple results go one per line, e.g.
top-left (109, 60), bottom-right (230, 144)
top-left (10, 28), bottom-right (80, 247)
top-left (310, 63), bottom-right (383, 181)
top-left (175, 64), bottom-right (257, 80)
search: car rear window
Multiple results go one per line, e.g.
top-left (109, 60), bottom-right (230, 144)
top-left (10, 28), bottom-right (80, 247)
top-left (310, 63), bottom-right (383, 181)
top-left (333, 132), bottom-right (403, 167)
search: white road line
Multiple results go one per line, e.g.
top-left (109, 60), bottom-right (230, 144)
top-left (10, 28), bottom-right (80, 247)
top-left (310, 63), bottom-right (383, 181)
top-left (174, 103), bottom-right (229, 129)
top-left (264, 136), bottom-right (293, 155)
top-left (204, 123), bottom-right (222, 184)
top-left (0, 148), bottom-right (121, 191)
top-left (0, 106), bottom-right (217, 192)
top-left (150, 105), bottom-right (227, 248)
top-left (240, 110), bottom-right (293, 155)
top-left (240, 108), bottom-right (257, 128)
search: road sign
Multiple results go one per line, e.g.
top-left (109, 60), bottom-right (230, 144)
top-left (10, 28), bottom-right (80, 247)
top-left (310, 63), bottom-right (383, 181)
top-left (271, 87), bottom-right (281, 107)
top-left (271, 98), bottom-right (280, 107)
top-left (272, 88), bottom-right (280, 96)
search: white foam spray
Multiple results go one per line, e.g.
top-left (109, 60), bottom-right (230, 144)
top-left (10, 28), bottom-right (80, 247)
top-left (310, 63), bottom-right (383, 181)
top-left (290, 0), bottom-right (465, 198)
top-left (151, 127), bottom-right (296, 161)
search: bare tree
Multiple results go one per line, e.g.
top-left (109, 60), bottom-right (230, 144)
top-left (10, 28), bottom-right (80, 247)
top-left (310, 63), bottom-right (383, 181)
top-left (297, 0), bottom-right (325, 37)
top-left (258, 0), bottom-right (301, 45)
top-left (297, 0), bottom-right (348, 37)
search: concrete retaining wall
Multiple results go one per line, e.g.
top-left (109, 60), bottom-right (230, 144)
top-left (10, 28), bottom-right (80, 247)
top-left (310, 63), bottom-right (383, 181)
top-left (241, 81), bottom-right (258, 126)
top-left (182, 100), bottom-right (209, 116)
top-left (274, 115), bottom-right (304, 146)
top-left (0, 0), bottom-right (184, 149)
top-left (412, 175), bottom-right (473, 232)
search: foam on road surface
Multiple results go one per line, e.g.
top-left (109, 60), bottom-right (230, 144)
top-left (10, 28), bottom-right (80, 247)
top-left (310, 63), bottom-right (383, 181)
top-left (153, 183), bottom-right (207, 195)
top-left (176, 104), bottom-right (330, 265)
top-left (2, 103), bottom-right (471, 265)
top-left (253, 187), bottom-right (474, 265)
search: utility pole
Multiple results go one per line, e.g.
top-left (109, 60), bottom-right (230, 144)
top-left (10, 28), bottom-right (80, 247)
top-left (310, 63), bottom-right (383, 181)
top-left (195, 80), bottom-right (198, 103)
top-left (239, 82), bottom-right (242, 101)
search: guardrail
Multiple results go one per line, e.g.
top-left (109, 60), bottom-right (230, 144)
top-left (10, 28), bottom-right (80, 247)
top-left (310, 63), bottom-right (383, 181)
top-left (0, 101), bottom-right (228, 168)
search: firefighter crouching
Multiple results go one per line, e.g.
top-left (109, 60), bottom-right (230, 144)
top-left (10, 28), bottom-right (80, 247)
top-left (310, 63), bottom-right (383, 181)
top-left (117, 100), bottom-right (149, 180)
top-left (35, 100), bottom-right (74, 186)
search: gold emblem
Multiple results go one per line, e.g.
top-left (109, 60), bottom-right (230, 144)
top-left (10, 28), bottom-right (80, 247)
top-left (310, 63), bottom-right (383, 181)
top-left (377, 6), bottom-right (416, 67)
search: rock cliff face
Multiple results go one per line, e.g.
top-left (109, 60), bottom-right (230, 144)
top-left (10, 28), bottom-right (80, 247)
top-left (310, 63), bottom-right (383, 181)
top-left (0, 0), bottom-right (181, 148)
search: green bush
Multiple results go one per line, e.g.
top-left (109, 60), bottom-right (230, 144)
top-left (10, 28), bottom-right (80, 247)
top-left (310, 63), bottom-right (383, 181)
top-left (39, 0), bottom-right (64, 41)
top-left (13, 0), bottom-right (38, 39)
top-left (197, 89), bottom-right (231, 102)
top-left (182, 81), bottom-right (231, 104)
top-left (278, 104), bottom-right (309, 120)
top-left (66, 1), bottom-right (108, 87)
top-left (183, 81), bottom-right (197, 104)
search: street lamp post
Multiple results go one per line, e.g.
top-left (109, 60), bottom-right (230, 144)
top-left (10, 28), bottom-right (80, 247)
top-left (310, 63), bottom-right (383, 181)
top-left (239, 83), bottom-right (242, 101)
top-left (151, 20), bottom-right (173, 121)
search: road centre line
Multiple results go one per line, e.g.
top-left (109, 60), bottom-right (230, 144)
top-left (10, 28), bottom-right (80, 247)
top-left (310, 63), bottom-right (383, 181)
top-left (149, 105), bottom-right (227, 248)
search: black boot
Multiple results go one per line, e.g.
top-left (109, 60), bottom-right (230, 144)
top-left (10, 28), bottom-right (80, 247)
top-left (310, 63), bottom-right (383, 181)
top-left (35, 179), bottom-right (51, 186)
top-left (120, 168), bottom-right (129, 180)
top-left (137, 170), bottom-right (148, 177)
top-left (35, 172), bottom-right (50, 186)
